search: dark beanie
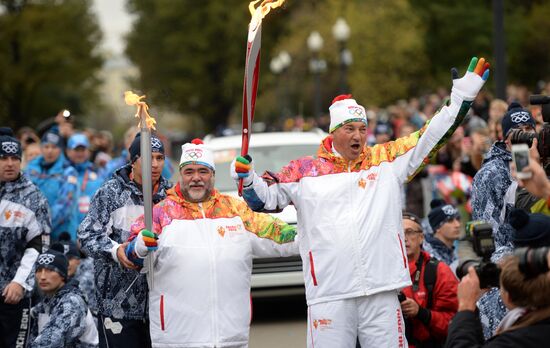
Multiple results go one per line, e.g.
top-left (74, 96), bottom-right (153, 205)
top-left (51, 240), bottom-right (80, 260)
top-left (41, 131), bottom-right (64, 148)
top-left (0, 127), bottom-right (22, 159)
top-left (128, 132), bottom-right (165, 163)
top-left (428, 199), bottom-right (460, 232)
top-left (510, 209), bottom-right (550, 248)
top-left (501, 102), bottom-right (536, 138)
top-left (35, 249), bottom-right (69, 280)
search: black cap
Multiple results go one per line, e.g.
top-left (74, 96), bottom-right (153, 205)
top-left (428, 199), bottom-right (460, 232)
top-left (35, 249), bottom-right (68, 280)
top-left (511, 209), bottom-right (550, 248)
top-left (501, 102), bottom-right (536, 138)
top-left (51, 240), bottom-right (80, 259)
top-left (0, 127), bottom-right (22, 159)
top-left (128, 132), bottom-right (165, 163)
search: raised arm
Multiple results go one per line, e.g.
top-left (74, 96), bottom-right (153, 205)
top-left (385, 57), bottom-right (489, 183)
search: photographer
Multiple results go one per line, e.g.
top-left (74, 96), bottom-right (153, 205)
top-left (445, 255), bottom-right (550, 348)
top-left (472, 102), bottom-right (536, 263)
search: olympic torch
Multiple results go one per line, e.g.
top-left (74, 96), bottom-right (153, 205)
top-left (239, 0), bottom-right (286, 195)
top-left (124, 91), bottom-right (157, 290)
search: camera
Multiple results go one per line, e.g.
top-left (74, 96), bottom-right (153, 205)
top-left (514, 246), bottom-right (550, 278)
top-left (456, 221), bottom-right (501, 289)
top-left (530, 95), bottom-right (550, 174)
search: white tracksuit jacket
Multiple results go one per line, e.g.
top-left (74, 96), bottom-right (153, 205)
top-left (130, 186), bottom-right (298, 348)
top-left (242, 96), bottom-right (472, 306)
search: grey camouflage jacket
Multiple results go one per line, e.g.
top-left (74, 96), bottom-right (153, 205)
top-left (78, 165), bottom-right (170, 320)
top-left (29, 284), bottom-right (98, 347)
top-left (0, 174), bottom-right (50, 293)
top-left (471, 142), bottom-right (515, 338)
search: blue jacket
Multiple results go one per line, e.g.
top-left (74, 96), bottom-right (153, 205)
top-left (70, 161), bottom-right (104, 225)
top-left (78, 165), bottom-right (171, 320)
top-left (30, 283), bottom-right (98, 348)
top-left (26, 155), bottom-right (79, 241)
top-left (0, 174), bottom-right (51, 294)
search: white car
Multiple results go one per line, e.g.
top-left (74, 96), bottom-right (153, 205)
top-left (204, 130), bottom-right (326, 297)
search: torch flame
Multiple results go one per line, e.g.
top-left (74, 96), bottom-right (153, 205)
top-left (124, 91), bottom-right (157, 130)
top-left (248, 0), bottom-right (285, 22)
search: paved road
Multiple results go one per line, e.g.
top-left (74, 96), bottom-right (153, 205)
top-left (249, 296), bottom-right (307, 347)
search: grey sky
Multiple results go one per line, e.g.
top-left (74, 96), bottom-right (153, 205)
top-left (92, 0), bottom-right (133, 55)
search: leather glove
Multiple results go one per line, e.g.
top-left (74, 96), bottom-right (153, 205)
top-left (451, 57), bottom-right (490, 103)
top-left (230, 155), bottom-right (254, 186)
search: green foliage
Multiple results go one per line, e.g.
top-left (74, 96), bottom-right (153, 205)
top-left (0, 0), bottom-right (103, 129)
top-left (125, 0), bottom-right (292, 133)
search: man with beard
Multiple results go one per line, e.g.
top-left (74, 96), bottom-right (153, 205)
top-left (78, 133), bottom-right (171, 348)
top-left (124, 139), bottom-right (297, 348)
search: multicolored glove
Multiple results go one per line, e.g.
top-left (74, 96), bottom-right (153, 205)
top-left (125, 229), bottom-right (158, 267)
top-left (451, 57), bottom-right (490, 102)
top-left (230, 155), bottom-right (254, 186)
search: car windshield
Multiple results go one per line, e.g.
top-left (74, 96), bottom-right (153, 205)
top-left (213, 144), bottom-right (319, 192)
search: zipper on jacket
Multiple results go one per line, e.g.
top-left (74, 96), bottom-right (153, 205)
top-left (200, 202), bottom-right (219, 346)
top-left (308, 251), bottom-right (318, 286)
top-left (160, 294), bottom-right (165, 331)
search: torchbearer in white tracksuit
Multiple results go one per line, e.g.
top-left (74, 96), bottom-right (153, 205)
top-left (125, 139), bottom-right (298, 348)
top-left (231, 57), bottom-right (490, 347)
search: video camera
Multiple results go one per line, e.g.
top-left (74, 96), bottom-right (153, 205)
top-left (456, 221), bottom-right (501, 289)
top-left (514, 246), bottom-right (550, 279)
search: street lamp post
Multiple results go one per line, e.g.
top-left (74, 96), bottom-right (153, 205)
top-left (332, 17), bottom-right (352, 94)
top-left (270, 51), bottom-right (292, 118)
top-left (307, 31), bottom-right (326, 120)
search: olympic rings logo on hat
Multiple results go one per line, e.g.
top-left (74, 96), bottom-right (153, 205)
top-left (46, 133), bottom-right (60, 144)
top-left (510, 111), bottom-right (531, 124)
top-left (185, 149), bottom-right (203, 160)
top-left (1, 142), bottom-right (19, 154)
top-left (442, 205), bottom-right (458, 216)
top-left (37, 254), bottom-right (55, 265)
top-left (348, 106), bottom-right (365, 118)
top-left (151, 138), bottom-right (163, 149)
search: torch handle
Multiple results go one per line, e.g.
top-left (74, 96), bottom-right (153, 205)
top-left (139, 105), bottom-right (155, 290)
top-left (238, 132), bottom-right (250, 196)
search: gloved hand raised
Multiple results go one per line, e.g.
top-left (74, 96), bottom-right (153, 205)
top-left (125, 229), bottom-right (159, 267)
top-left (230, 155), bottom-right (254, 186)
top-left (451, 57), bottom-right (490, 103)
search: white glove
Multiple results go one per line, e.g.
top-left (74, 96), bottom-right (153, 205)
top-left (134, 229), bottom-right (158, 258)
top-left (451, 57), bottom-right (490, 103)
top-left (230, 155), bottom-right (255, 187)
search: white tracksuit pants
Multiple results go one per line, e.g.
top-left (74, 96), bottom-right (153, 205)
top-left (306, 291), bottom-right (408, 348)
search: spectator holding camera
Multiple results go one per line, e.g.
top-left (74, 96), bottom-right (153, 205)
top-left (445, 253), bottom-right (550, 348)
top-left (472, 102), bottom-right (537, 262)
top-left (400, 213), bottom-right (458, 348)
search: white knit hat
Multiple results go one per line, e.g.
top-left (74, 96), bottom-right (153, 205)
top-left (179, 139), bottom-right (215, 171)
top-left (328, 95), bottom-right (367, 133)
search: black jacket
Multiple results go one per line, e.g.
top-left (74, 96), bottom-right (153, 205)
top-left (445, 310), bottom-right (550, 348)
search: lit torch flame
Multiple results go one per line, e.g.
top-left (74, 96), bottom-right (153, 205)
top-left (248, 0), bottom-right (285, 30)
top-left (124, 91), bottom-right (157, 130)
